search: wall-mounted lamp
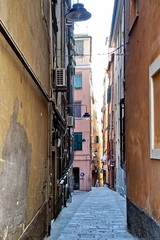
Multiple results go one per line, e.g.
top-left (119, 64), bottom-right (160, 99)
top-left (67, 104), bottom-right (91, 118)
top-left (82, 138), bottom-right (86, 142)
top-left (83, 112), bottom-right (90, 118)
top-left (66, 3), bottom-right (91, 22)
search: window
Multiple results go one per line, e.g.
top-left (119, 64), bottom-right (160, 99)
top-left (107, 85), bottom-right (112, 103)
top-left (120, 98), bottom-right (125, 169)
top-left (74, 74), bottom-right (82, 89)
top-left (95, 136), bottom-right (99, 143)
top-left (75, 40), bottom-right (84, 56)
top-left (74, 132), bottom-right (82, 150)
top-left (74, 102), bottom-right (81, 118)
top-left (149, 56), bottom-right (160, 159)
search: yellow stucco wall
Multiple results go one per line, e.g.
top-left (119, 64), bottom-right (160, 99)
top-left (0, 1), bottom-right (50, 239)
top-left (0, 0), bottom-right (50, 93)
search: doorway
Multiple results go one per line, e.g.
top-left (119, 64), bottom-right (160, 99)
top-left (73, 167), bottom-right (80, 190)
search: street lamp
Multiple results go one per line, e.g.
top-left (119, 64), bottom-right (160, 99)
top-left (66, 1), bottom-right (91, 22)
top-left (67, 104), bottom-right (91, 118)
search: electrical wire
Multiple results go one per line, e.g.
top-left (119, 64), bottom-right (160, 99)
top-left (56, 42), bottom-right (128, 57)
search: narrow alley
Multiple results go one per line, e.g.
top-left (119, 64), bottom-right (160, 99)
top-left (46, 187), bottom-right (137, 240)
top-left (1, 1), bottom-right (160, 239)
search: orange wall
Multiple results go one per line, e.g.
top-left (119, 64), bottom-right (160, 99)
top-left (125, 0), bottom-right (160, 222)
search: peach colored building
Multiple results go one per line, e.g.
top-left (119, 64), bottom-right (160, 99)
top-left (73, 35), bottom-right (92, 191)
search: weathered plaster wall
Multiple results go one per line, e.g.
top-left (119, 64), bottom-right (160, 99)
top-left (0, 1), bottom-right (49, 237)
top-left (0, 97), bottom-right (32, 239)
top-left (125, 0), bottom-right (160, 223)
top-left (0, 0), bottom-right (50, 93)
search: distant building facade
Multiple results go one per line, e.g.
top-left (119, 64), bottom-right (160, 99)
top-left (73, 35), bottom-right (92, 191)
top-left (109, 0), bottom-right (126, 196)
top-left (105, 54), bottom-right (116, 189)
top-left (102, 72), bottom-right (109, 186)
top-left (91, 97), bottom-right (103, 187)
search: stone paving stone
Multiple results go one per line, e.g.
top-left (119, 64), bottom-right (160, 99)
top-left (45, 187), bottom-right (139, 240)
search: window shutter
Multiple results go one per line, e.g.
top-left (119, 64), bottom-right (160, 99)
top-left (74, 74), bottom-right (82, 89)
top-left (74, 132), bottom-right (82, 150)
top-left (74, 141), bottom-right (77, 150)
top-left (107, 85), bottom-right (112, 103)
top-left (77, 133), bottom-right (82, 150)
top-left (74, 134), bottom-right (78, 150)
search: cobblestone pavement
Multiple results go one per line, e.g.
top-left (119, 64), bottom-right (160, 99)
top-left (45, 187), bottom-right (138, 240)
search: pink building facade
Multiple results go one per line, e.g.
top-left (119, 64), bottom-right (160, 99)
top-left (73, 35), bottom-right (92, 191)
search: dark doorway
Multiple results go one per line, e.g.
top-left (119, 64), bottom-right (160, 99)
top-left (73, 167), bottom-right (80, 190)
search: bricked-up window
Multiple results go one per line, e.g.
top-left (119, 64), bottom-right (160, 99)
top-left (75, 40), bottom-right (84, 56)
top-left (149, 56), bottom-right (160, 159)
top-left (74, 132), bottom-right (82, 150)
top-left (74, 74), bottom-right (82, 89)
top-left (129, 0), bottom-right (139, 33)
top-left (74, 102), bottom-right (81, 118)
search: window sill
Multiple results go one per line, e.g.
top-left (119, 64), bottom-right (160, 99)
top-left (150, 149), bottom-right (160, 160)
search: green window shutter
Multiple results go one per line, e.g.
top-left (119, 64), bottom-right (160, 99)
top-left (74, 134), bottom-right (78, 150)
top-left (74, 132), bottom-right (82, 150)
top-left (74, 74), bottom-right (82, 89)
top-left (107, 85), bottom-right (111, 103)
top-left (74, 141), bottom-right (77, 150)
top-left (77, 133), bottom-right (82, 150)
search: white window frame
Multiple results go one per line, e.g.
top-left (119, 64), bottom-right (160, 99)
top-left (149, 55), bottom-right (160, 159)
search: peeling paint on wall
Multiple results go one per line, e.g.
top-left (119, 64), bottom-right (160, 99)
top-left (0, 99), bottom-right (32, 239)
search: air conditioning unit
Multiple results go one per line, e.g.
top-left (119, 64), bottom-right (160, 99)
top-left (67, 116), bottom-right (75, 128)
top-left (55, 68), bottom-right (67, 91)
